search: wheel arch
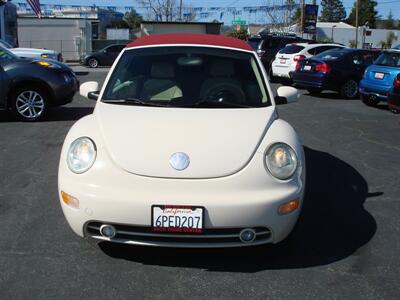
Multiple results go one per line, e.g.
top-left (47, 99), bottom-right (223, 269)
top-left (6, 78), bottom-right (55, 109)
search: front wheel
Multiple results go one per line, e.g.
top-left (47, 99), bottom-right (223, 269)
top-left (340, 79), bottom-right (359, 99)
top-left (88, 58), bottom-right (99, 68)
top-left (10, 86), bottom-right (48, 122)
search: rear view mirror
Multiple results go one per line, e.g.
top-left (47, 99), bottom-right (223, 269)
top-left (275, 86), bottom-right (300, 105)
top-left (80, 81), bottom-right (100, 100)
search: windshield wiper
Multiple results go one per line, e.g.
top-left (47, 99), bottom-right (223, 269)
top-left (102, 98), bottom-right (168, 107)
top-left (184, 99), bottom-right (252, 108)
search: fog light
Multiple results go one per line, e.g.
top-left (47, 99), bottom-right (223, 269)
top-left (61, 191), bottom-right (79, 209)
top-left (278, 199), bottom-right (299, 215)
top-left (239, 229), bottom-right (256, 243)
top-left (100, 225), bottom-right (116, 238)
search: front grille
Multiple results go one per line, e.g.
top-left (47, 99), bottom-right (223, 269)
top-left (84, 221), bottom-right (272, 247)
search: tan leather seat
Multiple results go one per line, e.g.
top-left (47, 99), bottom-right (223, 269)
top-left (140, 62), bottom-right (183, 101)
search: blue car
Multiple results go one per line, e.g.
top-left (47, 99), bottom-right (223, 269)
top-left (360, 50), bottom-right (400, 106)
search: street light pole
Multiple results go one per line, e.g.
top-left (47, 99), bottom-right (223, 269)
top-left (355, 0), bottom-right (359, 48)
top-left (331, 25), bottom-right (337, 41)
top-left (300, 0), bottom-right (304, 38)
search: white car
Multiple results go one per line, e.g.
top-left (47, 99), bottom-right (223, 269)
top-left (0, 39), bottom-right (62, 61)
top-left (58, 34), bottom-right (306, 248)
top-left (272, 43), bottom-right (344, 79)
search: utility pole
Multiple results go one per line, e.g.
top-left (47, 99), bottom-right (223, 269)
top-left (312, 0), bottom-right (316, 41)
top-left (179, 0), bottom-right (183, 21)
top-left (355, 0), bottom-right (359, 48)
top-left (300, 0), bottom-right (304, 38)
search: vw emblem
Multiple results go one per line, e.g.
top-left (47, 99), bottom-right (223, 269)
top-left (169, 152), bottom-right (190, 171)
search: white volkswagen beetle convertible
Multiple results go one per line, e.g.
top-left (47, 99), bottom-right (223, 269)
top-left (58, 34), bottom-right (305, 248)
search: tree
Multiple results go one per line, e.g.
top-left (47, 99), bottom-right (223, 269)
top-left (136, 0), bottom-right (176, 22)
top-left (378, 31), bottom-right (398, 49)
top-left (383, 10), bottom-right (395, 30)
top-left (124, 9), bottom-right (143, 29)
top-left (347, 0), bottom-right (378, 28)
top-left (264, 0), bottom-right (298, 29)
top-left (228, 28), bottom-right (249, 41)
top-left (349, 39), bottom-right (357, 48)
top-left (319, 0), bottom-right (346, 22)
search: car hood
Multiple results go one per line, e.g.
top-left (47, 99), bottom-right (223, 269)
top-left (11, 48), bottom-right (57, 54)
top-left (95, 102), bottom-right (276, 179)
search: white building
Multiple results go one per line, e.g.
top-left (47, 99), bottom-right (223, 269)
top-left (17, 17), bottom-right (97, 61)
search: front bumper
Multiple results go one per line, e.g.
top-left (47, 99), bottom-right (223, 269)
top-left (51, 71), bottom-right (79, 106)
top-left (58, 117), bottom-right (305, 248)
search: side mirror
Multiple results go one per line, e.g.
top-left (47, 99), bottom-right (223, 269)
top-left (103, 49), bottom-right (107, 53)
top-left (80, 81), bottom-right (100, 100)
top-left (275, 86), bottom-right (300, 105)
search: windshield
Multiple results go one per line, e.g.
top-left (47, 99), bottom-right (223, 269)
top-left (102, 46), bottom-right (270, 108)
top-left (0, 39), bottom-right (13, 49)
top-left (374, 52), bottom-right (400, 67)
top-left (314, 48), bottom-right (350, 61)
top-left (279, 44), bottom-right (305, 54)
top-left (247, 38), bottom-right (262, 50)
top-left (0, 46), bottom-right (18, 61)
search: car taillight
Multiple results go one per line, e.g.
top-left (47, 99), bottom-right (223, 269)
top-left (294, 55), bottom-right (306, 62)
top-left (393, 74), bottom-right (400, 87)
top-left (315, 63), bottom-right (331, 73)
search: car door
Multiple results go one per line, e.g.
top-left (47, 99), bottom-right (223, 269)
top-left (348, 51), bottom-right (367, 80)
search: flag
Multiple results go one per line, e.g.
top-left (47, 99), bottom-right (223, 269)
top-left (27, 0), bottom-right (42, 18)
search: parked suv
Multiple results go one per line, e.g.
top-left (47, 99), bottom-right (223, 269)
top-left (255, 33), bottom-right (311, 76)
top-left (360, 50), bottom-right (400, 106)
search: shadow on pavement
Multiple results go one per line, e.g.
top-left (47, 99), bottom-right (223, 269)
top-left (307, 92), bottom-right (351, 100)
top-left (99, 147), bottom-right (377, 272)
top-left (0, 106), bottom-right (94, 123)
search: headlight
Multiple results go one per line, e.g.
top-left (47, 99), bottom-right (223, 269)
top-left (36, 60), bottom-right (61, 68)
top-left (265, 143), bottom-right (298, 180)
top-left (67, 137), bottom-right (97, 174)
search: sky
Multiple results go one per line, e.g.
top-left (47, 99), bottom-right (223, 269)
top-left (33, 0), bottom-right (400, 22)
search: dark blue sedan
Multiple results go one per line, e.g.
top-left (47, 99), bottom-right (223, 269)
top-left (292, 48), bottom-right (379, 98)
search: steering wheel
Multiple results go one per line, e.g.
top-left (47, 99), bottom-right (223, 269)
top-left (203, 82), bottom-right (246, 104)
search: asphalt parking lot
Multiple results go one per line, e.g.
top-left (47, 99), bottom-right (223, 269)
top-left (1, 67), bottom-right (399, 299)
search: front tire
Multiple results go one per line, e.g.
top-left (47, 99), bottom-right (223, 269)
top-left (10, 86), bottom-right (48, 122)
top-left (88, 58), bottom-right (99, 68)
top-left (340, 79), bottom-right (359, 99)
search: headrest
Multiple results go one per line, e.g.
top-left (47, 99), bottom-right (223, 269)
top-left (209, 60), bottom-right (235, 77)
top-left (151, 62), bottom-right (174, 78)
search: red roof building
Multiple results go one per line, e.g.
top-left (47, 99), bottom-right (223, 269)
top-left (127, 34), bottom-right (253, 52)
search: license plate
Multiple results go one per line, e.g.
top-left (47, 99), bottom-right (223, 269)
top-left (304, 65), bottom-right (312, 71)
top-left (280, 59), bottom-right (286, 64)
top-left (375, 72), bottom-right (385, 79)
top-left (152, 205), bottom-right (204, 233)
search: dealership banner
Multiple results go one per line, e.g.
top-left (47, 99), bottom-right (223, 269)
top-left (303, 4), bottom-right (319, 34)
top-left (26, 0), bottom-right (42, 18)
